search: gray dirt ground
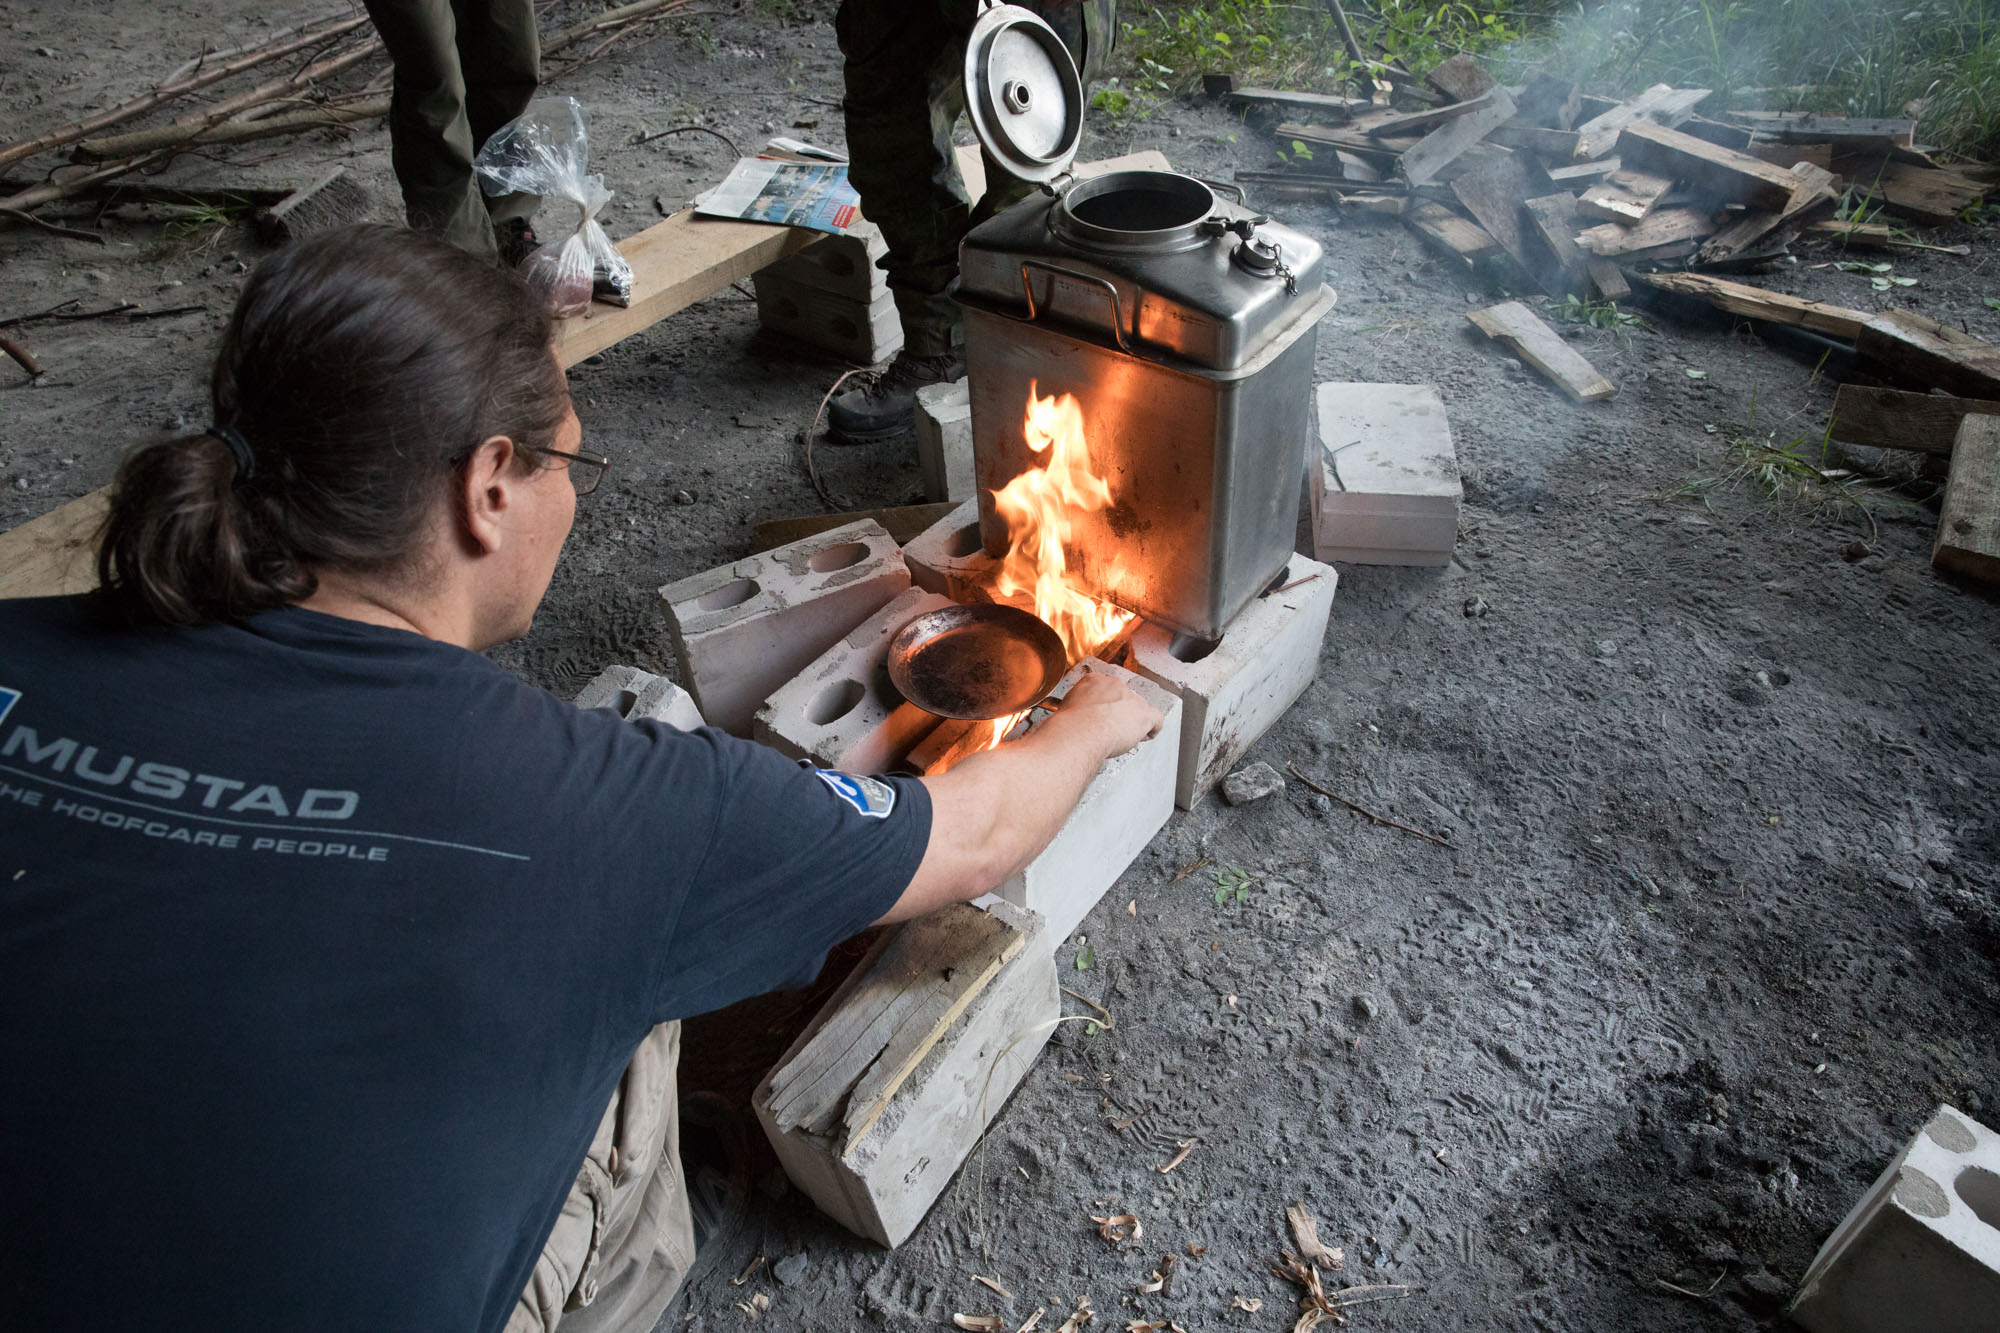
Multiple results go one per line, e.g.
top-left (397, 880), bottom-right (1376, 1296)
top-left (4, 3), bottom-right (1999, 1330)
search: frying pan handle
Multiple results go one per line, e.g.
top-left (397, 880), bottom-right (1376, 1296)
top-left (1019, 259), bottom-right (1132, 354)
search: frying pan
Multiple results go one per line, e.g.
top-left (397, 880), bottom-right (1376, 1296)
top-left (887, 603), bottom-right (1068, 722)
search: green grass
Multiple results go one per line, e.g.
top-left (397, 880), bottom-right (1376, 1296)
top-left (1103, 0), bottom-right (2000, 160)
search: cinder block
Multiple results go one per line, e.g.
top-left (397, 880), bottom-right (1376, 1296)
top-left (1309, 382), bottom-right (1461, 566)
top-left (901, 499), bottom-right (998, 599)
top-left (661, 519), bottom-right (910, 737)
top-left (990, 659), bottom-right (1181, 948)
top-left (752, 271), bottom-right (902, 365)
top-left (753, 585), bottom-right (952, 774)
top-left (914, 380), bottom-right (975, 503)
top-left (1791, 1104), bottom-right (2000, 1333)
top-left (1129, 553), bottom-right (1337, 809)
top-left (572, 664), bottom-right (705, 731)
top-left (759, 220), bottom-right (888, 302)
top-left (753, 898), bottom-right (1057, 1248)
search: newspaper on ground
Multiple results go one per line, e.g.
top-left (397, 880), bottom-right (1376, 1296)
top-left (694, 158), bottom-right (861, 234)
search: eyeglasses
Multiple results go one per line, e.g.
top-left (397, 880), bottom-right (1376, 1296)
top-left (533, 445), bottom-right (611, 496)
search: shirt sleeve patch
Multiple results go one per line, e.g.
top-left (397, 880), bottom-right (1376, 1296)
top-left (812, 769), bottom-right (897, 819)
top-left (0, 687), bottom-right (19, 730)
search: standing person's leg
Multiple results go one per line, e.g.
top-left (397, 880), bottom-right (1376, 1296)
top-left (362, 0), bottom-right (498, 255)
top-left (452, 0), bottom-right (542, 231)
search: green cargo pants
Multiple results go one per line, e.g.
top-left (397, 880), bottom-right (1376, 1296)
top-left (835, 0), bottom-right (1114, 356)
top-left (362, 0), bottom-right (541, 255)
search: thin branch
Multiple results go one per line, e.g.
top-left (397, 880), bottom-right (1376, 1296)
top-left (0, 209), bottom-right (103, 243)
top-left (1285, 762), bottom-right (1452, 846)
top-left (630, 123), bottom-right (745, 157)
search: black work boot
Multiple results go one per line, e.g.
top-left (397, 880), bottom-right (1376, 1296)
top-left (826, 349), bottom-right (966, 443)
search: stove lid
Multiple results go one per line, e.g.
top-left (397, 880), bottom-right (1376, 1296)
top-left (963, 1), bottom-right (1082, 185)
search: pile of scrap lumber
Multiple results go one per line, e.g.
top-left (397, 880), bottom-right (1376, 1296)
top-left (1227, 56), bottom-right (1994, 305)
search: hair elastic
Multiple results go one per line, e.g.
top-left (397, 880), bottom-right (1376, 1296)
top-left (206, 425), bottom-right (256, 481)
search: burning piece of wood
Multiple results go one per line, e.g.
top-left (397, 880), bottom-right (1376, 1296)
top-left (1629, 271), bottom-right (1869, 341)
top-left (1829, 385), bottom-right (2000, 456)
top-left (1467, 301), bottom-right (1617, 403)
top-left (1936, 414), bottom-right (2000, 585)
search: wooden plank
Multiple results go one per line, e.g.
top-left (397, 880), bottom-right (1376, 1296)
top-left (840, 913), bottom-right (1026, 1154)
top-left (1547, 158), bottom-right (1622, 185)
top-left (1694, 162), bottom-right (1838, 264)
top-left (1398, 87), bottom-right (1517, 186)
top-left (1576, 205), bottom-right (1717, 256)
top-left (1575, 169), bottom-right (1674, 223)
top-left (1616, 121), bottom-right (1800, 210)
top-left (1512, 73), bottom-right (1580, 130)
top-left (1573, 84), bottom-right (1711, 160)
top-left (1747, 141), bottom-right (1834, 172)
top-left (1804, 218), bottom-right (1972, 255)
top-left (1857, 309), bottom-right (2000, 399)
top-left (1725, 110), bottom-right (1916, 153)
top-left (1425, 54), bottom-right (1496, 103)
top-left (1840, 159), bottom-right (1990, 227)
top-left (1673, 115), bottom-right (1757, 151)
top-left (1360, 92), bottom-right (1503, 140)
top-left (1277, 121), bottom-right (1412, 163)
top-left (1226, 87), bottom-right (1372, 120)
top-left (1522, 192), bottom-right (1592, 295)
top-left (1403, 200), bottom-right (1498, 267)
top-left (1935, 414), bottom-right (2000, 584)
top-left (1467, 300), bottom-right (1616, 401)
top-left (1828, 385), bottom-right (2000, 456)
top-left (1629, 270), bottom-right (1868, 339)
top-left (751, 502), bottom-right (959, 553)
top-left (1448, 147), bottom-right (1554, 283)
top-left (1487, 123), bottom-right (1580, 161)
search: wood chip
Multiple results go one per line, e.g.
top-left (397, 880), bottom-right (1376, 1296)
top-left (1156, 1139), bottom-right (1198, 1174)
top-left (1093, 1213), bottom-right (1143, 1243)
top-left (1017, 1308), bottom-right (1046, 1333)
top-left (731, 1256), bottom-right (765, 1286)
top-left (1230, 1296), bottom-right (1264, 1312)
top-left (956, 1317), bottom-right (1007, 1333)
top-left (975, 1275), bottom-right (1015, 1301)
top-left (1467, 300), bottom-right (1617, 402)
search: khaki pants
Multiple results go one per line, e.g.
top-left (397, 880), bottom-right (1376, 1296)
top-left (362, 0), bottom-right (541, 254)
top-left (507, 1022), bottom-right (696, 1333)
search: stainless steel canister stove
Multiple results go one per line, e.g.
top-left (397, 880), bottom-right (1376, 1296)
top-left (955, 1), bottom-right (1337, 643)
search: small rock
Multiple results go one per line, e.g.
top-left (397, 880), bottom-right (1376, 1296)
top-left (1220, 761), bottom-right (1285, 806)
top-left (1739, 1268), bottom-right (1789, 1308)
top-left (771, 1253), bottom-right (809, 1287)
top-left (13, 477), bottom-right (27, 491)
top-left (36, 46), bottom-right (57, 58)
top-left (1309, 794), bottom-right (1331, 817)
top-left (1501, 357), bottom-right (1523, 374)
top-left (1967, 1090), bottom-right (1985, 1113)
top-left (673, 489), bottom-right (696, 505)
top-left (1168, 125), bottom-right (1182, 137)
top-left (1352, 994), bottom-right (1378, 1022)
top-left (1858, 554), bottom-right (1887, 573)
top-left (1594, 639), bottom-right (1617, 658)
top-left (83, 270), bottom-right (107, 285)
top-left (1463, 596), bottom-right (1488, 618)
top-left (1841, 540), bottom-right (1871, 561)
top-left (1753, 670), bottom-right (1771, 688)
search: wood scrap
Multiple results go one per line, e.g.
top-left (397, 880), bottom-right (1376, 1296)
top-left (0, 490), bottom-right (107, 600)
top-left (1488, 124), bottom-right (1581, 160)
top-left (1225, 88), bottom-right (1371, 121)
top-left (1399, 88), bottom-right (1517, 185)
top-left (1277, 121), bottom-right (1410, 165)
top-left (1695, 162), bottom-right (1838, 264)
top-left (1746, 141), bottom-right (1834, 172)
top-left (1577, 206), bottom-right (1717, 257)
top-left (1403, 200), bottom-right (1497, 268)
top-left (1672, 115), bottom-right (1757, 150)
top-left (1547, 158), bottom-right (1622, 185)
top-left (1425, 54), bottom-right (1496, 103)
top-left (1511, 73), bottom-right (1580, 130)
top-left (1725, 111), bottom-right (1915, 153)
top-left (1572, 84), bottom-right (1711, 160)
top-left (1629, 271), bottom-right (1868, 339)
top-left (1521, 192), bottom-right (1593, 295)
top-left (1828, 385), bottom-right (2000, 456)
top-left (1856, 310), bottom-right (2000, 400)
top-left (1467, 300), bottom-right (1616, 402)
top-left (0, 332), bottom-right (45, 379)
top-left (1362, 93), bottom-right (1504, 140)
top-left (1575, 169), bottom-right (1673, 223)
top-left (1805, 219), bottom-right (1970, 254)
top-left (1839, 158), bottom-right (1990, 227)
top-left (1934, 414), bottom-right (2000, 585)
top-left (1447, 148), bottom-right (1554, 283)
top-left (1616, 121), bottom-right (1799, 209)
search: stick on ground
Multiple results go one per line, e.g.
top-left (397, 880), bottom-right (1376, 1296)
top-left (1285, 763), bottom-right (1451, 847)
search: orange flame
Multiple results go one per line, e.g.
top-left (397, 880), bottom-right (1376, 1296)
top-left (965, 382), bottom-right (1135, 755)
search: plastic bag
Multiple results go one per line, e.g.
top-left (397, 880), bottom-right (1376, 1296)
top-left (474, 97), bottom-right (634, 317)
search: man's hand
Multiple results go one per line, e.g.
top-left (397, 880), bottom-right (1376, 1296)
top-left (882, 670), bottom-right (1166, 924)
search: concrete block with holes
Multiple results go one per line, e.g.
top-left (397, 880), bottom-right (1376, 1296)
top-left (1129, 552), bottom-right (1337, 809)
top-left (758, 219), bottom-right (888, 302)
top-left (1790, 1104), bottom-right (2000, 1333)
top-left (752, 585), bottom-right (952, 774)
top-left (753, 897), bottom-right (1056, 1249)
top-left (901, 499), bottom-right (1000, 600)
top-left (1309, 382), bottom-right (1461, 566)
top-left (751, 272), bottom-right (902, 366)
top-left (979, 659), bottom-right (1180, 948)
top-left (661, 519), bottom-right (910, 737)
top-left (914, 380), bottom-right (975, 503)
top-left (572, 665), bottom-right (705, 732)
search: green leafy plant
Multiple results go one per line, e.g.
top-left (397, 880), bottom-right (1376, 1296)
top-left (147, 198), bottom-right (255, 260)
top-left (1213, 865), bottom-right (1256, 906)
top-left (1553, 293), bottom-right (1648, 332)
top-left (1075, 944), bottom-right (1096, 971)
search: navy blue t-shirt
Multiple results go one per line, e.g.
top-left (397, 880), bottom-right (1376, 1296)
top-left (0, 595), bottom-right (930, 1330)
